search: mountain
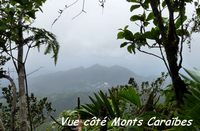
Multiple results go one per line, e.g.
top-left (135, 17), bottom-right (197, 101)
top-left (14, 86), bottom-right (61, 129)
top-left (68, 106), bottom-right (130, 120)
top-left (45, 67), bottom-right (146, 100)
top-left (28, 64), bottom-right (148, 113)
top-left (29, 64), bottom-right (144, 95)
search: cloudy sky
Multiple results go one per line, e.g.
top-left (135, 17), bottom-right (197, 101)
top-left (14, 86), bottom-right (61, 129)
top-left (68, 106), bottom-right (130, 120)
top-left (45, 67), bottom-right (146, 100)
top-left (6, 0), bottom-right (200, 77)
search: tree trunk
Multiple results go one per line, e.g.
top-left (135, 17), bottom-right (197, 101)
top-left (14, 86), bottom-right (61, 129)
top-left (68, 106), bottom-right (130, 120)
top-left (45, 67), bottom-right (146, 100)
top-left (16, 14), bottom-right (29, 130)
top-left (165, 37), bottom-right (187, 106)
top-left (0, 74), bottom-right (17, 130)
top-left (17, 44), bottom-right (29, 131)
top-left (164, 2), bottom-right (187, 106)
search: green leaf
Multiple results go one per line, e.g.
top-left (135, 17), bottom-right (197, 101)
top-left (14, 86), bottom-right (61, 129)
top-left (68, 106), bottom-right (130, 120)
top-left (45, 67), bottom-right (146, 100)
top-left (130, 15), bottom-right (142, 22)
top-left (144, 31), bottom-right (155, 40)
top-left (119, 86), bottom-right (141, 107)
top-left (117, 32), bottom-right (124, 39)
top-left (120, 42), bottom-right (128, 48)
top-left (143, 21), bottom-right (149, 26)
top-left (130, 5), bottom-right (140, 12)
top-left (0, 24), bottom-right (8, 31)
top-left (26, 11), bottom-right (36, 19)
top-left (194, 2), bottom-right (198, 6)
top-left (162, 1), bottom-right (166, 7)
top-left (175, 15), bottom-right (187, 29)
top-left (144, 28), bottom-right (159, 40)
top-left (127, 45), bottom-right (133, 53)
top-left (142, 0), bottom-right (150, 10)
top-left (176, 29), bottom-right (189, 36)
top-left (30, 27), bottom-right (59, 64)
top-left (124, 30), bottom-right (134, 41)
top-left (127, 44), bottom-right (135, 54)
top-left (196, 8), bottom-right (200, 16)
top-left (146, 12), bottom-right (154, 21)
top-left (124, 25), bottom-right (129, 30)
top-left (99, 91), bottom-right (115, 118)
top-left (153, 19), bottom-right (158, 26)
top-left (109, 89), bottom-right (121, 117)
top-left (183, 68), bottom-right (200, 83)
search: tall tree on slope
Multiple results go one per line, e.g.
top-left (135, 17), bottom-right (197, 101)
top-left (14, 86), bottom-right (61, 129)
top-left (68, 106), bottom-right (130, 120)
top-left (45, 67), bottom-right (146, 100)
top-left (0, 0), bottom-right (59, 130)
top-left (117, 0), bottom-right (200, 105)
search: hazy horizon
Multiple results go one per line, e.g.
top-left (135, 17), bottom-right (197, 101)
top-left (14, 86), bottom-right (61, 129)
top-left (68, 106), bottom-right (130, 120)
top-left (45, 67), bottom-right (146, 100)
top-left (3, 0), bottom-right (200, 77)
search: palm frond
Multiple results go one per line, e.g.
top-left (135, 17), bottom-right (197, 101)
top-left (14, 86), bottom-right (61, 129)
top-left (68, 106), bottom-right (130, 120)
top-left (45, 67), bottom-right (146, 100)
top-left (119, 86), bottom-right (141, 107)
top-left (183, 68), bottom-right (200, 83)
top-left (27, 27), bottom-right (60, 64)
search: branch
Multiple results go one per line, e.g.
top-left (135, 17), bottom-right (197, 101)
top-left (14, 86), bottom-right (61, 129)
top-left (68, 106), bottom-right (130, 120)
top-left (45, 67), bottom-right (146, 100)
top-left (150, 0), bottom-right (166, 40)
top-left (24, 44), bottom-right (31, 64)
top-left (156, 39), bottom-right (171, 76)
top-left (26, 67), bottom-right (43, 77)
top-left (72, 0), bottom-right (86, 20)
top-left (137, 48), bottom-right (163, 60)
top-left (52, 0), bottom-right (80, 26)
top-left (23, 65), bottom-right (33, 131)
top-left (99, 0), bottom-right (106, 8)
top-left (0, 73), bottom-right (17, 131)
top-left (9, 40), bottom-right (18, 71)
top-left (146, 43), bottom-right (164, 48)
top-left (5, 51), bottom-right (22, 65)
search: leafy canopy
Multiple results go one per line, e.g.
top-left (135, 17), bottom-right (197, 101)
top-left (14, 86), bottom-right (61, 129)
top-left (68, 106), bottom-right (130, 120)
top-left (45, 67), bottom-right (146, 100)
top-left (0, 0), bottom-right (59, 64)
top-left (117, 0), bottom-right (200, 54)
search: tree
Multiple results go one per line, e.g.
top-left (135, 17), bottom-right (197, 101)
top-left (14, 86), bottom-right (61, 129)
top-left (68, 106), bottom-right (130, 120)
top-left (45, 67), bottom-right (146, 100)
top-left (0, 86), bottom-right (54, 131)
top-left (117, 0), bottom-right (200, 106)
top-left (0, 0), bottom-right (59, 130)
top-left (0, 56), bottom-right (17, 131)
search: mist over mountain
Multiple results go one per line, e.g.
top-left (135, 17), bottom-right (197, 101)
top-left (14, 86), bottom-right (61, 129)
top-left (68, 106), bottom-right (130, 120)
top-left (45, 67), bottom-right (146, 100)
top-left (0, 65), bottom-right (152, 113)
top-left (27, 64), bottom-right (152, 113)
top-left (29, 64), bottom-right (147, 95)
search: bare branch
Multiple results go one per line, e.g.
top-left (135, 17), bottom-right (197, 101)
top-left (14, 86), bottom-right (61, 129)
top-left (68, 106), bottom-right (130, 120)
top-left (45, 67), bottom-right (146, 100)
top-left (5, 51), bottom-right (22, 65)
top-left (24, 43), bottom-right (32, 64)
top-left (52, 0), bottom-right (80, 26)
top-left (137, 48), bottom-right (163, 60)
top-left (99, 0), bottom-right (106, 8)
top-left (72, 0), bottom-right (86, 20)
top-left (9, 40), bottom-right (18, 71)
top-left (146, 43), bottom-right (164, 48)
top-left (156, 39), bottom-right (171, 76)
top-left (26, 66), bottom-right (43, 77)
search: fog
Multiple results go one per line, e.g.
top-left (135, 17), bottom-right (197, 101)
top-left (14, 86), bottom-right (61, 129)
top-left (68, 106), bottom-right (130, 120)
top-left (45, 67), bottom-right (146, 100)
top-left (5, 0), bottom-right (200, 77)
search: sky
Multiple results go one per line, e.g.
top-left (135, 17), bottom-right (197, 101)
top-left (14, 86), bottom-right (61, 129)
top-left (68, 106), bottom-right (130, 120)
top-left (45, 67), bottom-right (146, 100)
top-left (5, 0), bottom-right (200, 77)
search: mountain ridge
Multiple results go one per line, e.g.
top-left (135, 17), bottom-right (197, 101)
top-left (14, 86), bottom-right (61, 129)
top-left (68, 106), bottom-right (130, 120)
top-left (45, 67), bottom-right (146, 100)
top-left (29, 64), bottom-right (146, 95)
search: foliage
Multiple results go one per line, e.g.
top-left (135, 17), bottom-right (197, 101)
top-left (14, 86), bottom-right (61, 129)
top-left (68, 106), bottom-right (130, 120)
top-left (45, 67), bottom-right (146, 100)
top-left (117, 0), bottom-right (200, 54)
top-left (0, 0), bottom-right (60, 130)
top-left (50, 73), bottom-right (174, 130)
top-left (117, 0), bottom-right (200, 105)
top-left (0, 0), bottom-right (59, 63)
top-left (0, 86), bottom-right (54, 131)
top-left (48, 70), bottom-right (200, 131)
top-left (177, 68), bottom-right (200, 129)
top-left (47, 110), bottom-right (79, 131)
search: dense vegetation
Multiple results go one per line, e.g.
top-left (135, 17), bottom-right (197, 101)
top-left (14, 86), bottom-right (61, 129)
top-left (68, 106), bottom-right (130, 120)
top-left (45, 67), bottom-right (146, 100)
top-left (42, 70), bottom-right (199, 131)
